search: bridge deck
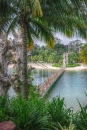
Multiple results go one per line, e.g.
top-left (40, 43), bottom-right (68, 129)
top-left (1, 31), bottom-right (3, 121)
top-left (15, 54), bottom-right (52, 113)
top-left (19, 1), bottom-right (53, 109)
top-left (37, 67), bottom-right (65, 97)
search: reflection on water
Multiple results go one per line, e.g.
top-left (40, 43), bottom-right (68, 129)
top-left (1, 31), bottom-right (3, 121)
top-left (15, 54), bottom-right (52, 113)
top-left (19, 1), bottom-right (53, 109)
top-left (45, 70), bottom-right (87, 111)
top-left (33, 69), bottom-right (56, 86)
top-left (7, 68), bottom-right (87, 111)
top-left (7, 67), bottom-right (16, 97)
top-left (8, 68), bottom-right (56, 97)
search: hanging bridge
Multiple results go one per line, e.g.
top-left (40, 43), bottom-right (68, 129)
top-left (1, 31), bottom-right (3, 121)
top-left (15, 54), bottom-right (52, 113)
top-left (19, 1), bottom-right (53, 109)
top-left (37, 66), bottom-right (66, 97)
top-left (36, 53), bottom-right (68, 97)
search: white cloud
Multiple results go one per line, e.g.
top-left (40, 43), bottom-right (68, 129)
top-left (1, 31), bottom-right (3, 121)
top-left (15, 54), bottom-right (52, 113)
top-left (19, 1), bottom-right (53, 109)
top-left (55, 32), bottom-right (87, 45)
top-left (35, 32), bottom-right (87, 46)
top-left (8, 32), bottom-right (87, 46)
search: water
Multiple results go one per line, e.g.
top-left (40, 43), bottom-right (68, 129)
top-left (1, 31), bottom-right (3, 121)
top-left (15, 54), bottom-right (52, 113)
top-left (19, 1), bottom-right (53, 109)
top-left (8, 68), bottom-right (56, 97)
top-left (7, 68), bottom-right (87, 111)
top-left (8, 67), bottom-right (16, 97)
top-left (33, 69), bottom-right (56, 86)
top-left (45, 70), bottom-right (87, 111)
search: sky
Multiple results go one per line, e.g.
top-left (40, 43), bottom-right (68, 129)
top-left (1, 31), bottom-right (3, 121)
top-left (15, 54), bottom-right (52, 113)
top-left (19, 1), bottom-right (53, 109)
top-left (55, 32), bottom-right (87, 45)
top-left (8, 32), bottom-right (87, 46)
top-left (36, 32), bottom-right (87, 46)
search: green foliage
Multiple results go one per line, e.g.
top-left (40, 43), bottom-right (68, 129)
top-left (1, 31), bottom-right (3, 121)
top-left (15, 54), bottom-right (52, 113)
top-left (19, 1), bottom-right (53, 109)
top-left (57, 121), bottom-right (76, 130)
top-left (68, 52), bottom-right (80, 65)
top-left (30, 44), bottom-right (65, 64)
top-left (1, 95), bottom-right (87, 129)
top-left (0, 96), bottom-right (72, 130)
top-left (47, 97), bottom-right (72, 129)
top-left (0, 96), bottom-right (49, 130)
top-left (29, 84), bottom-right (40, 98)
top-left (54, 43), bottom-right (66, 55)
top-left (80, 43), bottom-right (87, 65)
top-left (9, 96), bottom-right (50, 130)
top-left (0, 95), bottom-right (9, 121)
top-left (66, 63), bottom-right (80, 67)
top-left (75, 102), bottom-right (87, 130)
top-left (52, 64), bottom-right (62, 68)
top-left (0, 0), bottom-right (58, 49)
top-left (41, 0), bottom-right (87, 39)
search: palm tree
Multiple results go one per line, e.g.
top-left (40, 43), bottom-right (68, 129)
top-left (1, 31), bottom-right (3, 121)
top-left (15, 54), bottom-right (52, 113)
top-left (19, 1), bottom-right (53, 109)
top-left (0, 0), bottom-right (55, 99)
top-left (80, 43), bottom-right (87, 64)
top-left (41, 0), bottom-right (87, 38)
top-left (0, 0), bottom-right (87, 99)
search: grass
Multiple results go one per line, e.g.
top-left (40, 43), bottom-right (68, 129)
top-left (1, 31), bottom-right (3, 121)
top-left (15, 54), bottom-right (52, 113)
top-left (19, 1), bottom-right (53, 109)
top-left (66, 63), bottom-right (80, 67)
top-left (52, 63), bottom-right (81, 68)
top-left (52, 64), bottom-right (62, 67)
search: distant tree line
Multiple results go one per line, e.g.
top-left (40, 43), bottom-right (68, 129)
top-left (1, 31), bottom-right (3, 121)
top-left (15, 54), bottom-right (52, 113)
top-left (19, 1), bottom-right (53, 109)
top-left (29, 41), bottom-right (87, 67)
top-left (29, 43), bottom-right (66, 64)
top-left (80, 43), bottom-right (87, 65)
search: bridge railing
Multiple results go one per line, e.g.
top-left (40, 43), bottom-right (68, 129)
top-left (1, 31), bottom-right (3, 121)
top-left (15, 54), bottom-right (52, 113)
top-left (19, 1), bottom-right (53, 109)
top-left (37, 67), bottom-right (65, 96)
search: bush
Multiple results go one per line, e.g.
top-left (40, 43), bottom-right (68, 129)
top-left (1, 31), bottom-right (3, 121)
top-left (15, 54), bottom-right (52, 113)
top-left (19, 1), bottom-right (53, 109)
top-left (74, 102), bottom-right (87, 130)
top-left (52, 64), bottom-right (62, 67)
top-left (8, 96), bottom-right (50, 130)
top-left (55, 121), bottom-right (76, 130)
top-left (47, 97), bottom-right (72, 129)
top-left (0, 95), bottom-right (9, 121)
top-left (1, 95), bottom-right (87, 130)
top-left (66, 63), bottom-right (80, 67)
top-left (0, 95), bottom-right (51, 130)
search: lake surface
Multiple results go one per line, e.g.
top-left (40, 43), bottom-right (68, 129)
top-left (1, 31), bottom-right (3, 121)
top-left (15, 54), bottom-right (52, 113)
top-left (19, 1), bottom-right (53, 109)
top-left (45, 70), bottom-right (87, 111)
top-left (8, 68), bottom-right (87, 111)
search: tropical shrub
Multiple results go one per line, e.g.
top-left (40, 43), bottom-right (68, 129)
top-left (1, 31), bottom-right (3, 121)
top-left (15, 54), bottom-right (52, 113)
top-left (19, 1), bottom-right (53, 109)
top-left (55, 121), bottom-right (76, 130)
top-left (0, 95), bottom-right (9, 121)
top-left (0, 93), bottom-right (51, 130)
top-left (80, 43), bottom-right (87, 64)
top-left (8, 96), bottom-right (50, 130)
top-left (68, 52), bottom-right (80, 65)
top-left (1, 95), bottom-right (87, 129)
top-left (74, 102), bottom-right (87, 130)
top-left (47, 97), bottom-right (72, 129)
top-left (66, 63), bottom-right (80, 67)
top-left (52, 63), bottom-right (62, 67)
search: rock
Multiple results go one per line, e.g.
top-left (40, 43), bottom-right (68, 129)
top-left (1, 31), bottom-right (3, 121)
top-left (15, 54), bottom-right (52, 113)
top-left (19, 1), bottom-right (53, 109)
top-left (0, 121), bottom-right (19, 130)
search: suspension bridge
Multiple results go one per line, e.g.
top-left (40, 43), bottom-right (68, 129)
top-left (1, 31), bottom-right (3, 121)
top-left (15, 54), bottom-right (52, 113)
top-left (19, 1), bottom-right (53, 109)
top-left (35, 53), bottom-right (68, 97)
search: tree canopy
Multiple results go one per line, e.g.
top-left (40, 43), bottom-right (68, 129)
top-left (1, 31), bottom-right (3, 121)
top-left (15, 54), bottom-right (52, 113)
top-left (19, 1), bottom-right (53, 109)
top-left (0, 0), bottom-right (87, 41)
top-left (80, 44), bottom-right (87, 64)
top-left (30, 43), bottom-right (65, 63)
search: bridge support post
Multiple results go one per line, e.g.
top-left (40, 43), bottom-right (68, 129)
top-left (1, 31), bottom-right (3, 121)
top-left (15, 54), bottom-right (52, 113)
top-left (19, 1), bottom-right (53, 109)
top-left (63, 53), bottom-right (68, 67)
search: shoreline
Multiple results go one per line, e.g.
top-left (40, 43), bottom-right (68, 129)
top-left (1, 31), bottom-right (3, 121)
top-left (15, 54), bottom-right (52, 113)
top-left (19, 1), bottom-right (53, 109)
top-left (65, 65), bottom-right (87, 71)
top-left (8, 63), bottom-right (87, 71)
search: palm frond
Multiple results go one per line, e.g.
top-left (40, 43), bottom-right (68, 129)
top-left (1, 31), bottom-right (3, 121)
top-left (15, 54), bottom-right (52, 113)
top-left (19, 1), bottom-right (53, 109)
top-left (31, 19), bottom-right (55, 48)
top-left (30, 0), bottom-right (43, 17)
top-left (27, 28), bottom-right (34, 51)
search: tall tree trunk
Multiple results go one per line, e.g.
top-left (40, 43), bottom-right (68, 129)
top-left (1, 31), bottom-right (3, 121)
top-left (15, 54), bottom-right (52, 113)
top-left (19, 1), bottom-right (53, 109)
top-left (22, 25), bottom-right (28, 99)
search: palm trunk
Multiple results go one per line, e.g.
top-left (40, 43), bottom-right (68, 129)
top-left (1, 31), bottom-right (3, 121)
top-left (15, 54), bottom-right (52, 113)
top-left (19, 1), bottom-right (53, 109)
top-left (22, 25), bottom-right (28, 99)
